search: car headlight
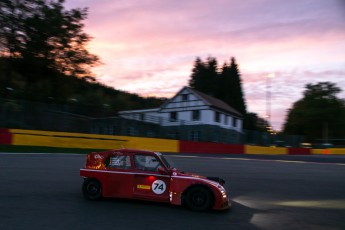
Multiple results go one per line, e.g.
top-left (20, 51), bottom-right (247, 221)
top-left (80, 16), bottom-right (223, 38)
top-left (217, 185), bottom-right (228, 198)
top-left (221, 190), bottom-right (227, 198)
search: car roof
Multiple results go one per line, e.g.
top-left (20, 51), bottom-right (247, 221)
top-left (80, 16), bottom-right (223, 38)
top-left (100, 148), bottom-right (156, 155)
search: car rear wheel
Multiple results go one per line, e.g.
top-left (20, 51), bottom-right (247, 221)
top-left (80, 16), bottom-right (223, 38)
top-left (186, 186), bottom-right (213, 211)
top-left (82, 179), bottom-right (102, 200)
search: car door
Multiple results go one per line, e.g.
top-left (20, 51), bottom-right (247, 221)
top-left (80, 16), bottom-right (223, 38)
top-left (132, 154), bottom-right (171, 202)
top-left (103, 152), bottom-right (134, 198)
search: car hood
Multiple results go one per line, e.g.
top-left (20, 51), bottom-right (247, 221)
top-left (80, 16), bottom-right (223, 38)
top-left (171, 169), bottom-right (225, 186)
top-left (178, 171), bottom-right (207, 179)
top-left (170, 168), bottom-right (206, 179)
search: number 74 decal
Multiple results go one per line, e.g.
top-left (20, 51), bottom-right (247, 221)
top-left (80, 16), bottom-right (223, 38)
top-left (151, 180), bottom-right (166, 194)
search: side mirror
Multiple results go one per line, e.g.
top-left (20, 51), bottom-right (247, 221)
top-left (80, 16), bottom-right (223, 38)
top-left (157, 167), bottom-right (168, 175)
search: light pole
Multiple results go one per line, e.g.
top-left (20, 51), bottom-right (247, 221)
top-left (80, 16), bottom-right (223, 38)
top-left (265, 73), bottom-right (274, 132)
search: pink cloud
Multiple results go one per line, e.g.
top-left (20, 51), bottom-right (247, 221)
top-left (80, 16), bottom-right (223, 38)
top-left (65, 0), bottom-right (345, 131)
top-left (244, 70), bottom-right (345, 130)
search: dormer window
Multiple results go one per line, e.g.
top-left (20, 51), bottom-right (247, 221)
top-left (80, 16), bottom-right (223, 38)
top-left (181, 94), bottom-right (189, 101)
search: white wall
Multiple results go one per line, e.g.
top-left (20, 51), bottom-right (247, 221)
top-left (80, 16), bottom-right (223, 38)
top-left (118, 87), bottom-right (243, 132)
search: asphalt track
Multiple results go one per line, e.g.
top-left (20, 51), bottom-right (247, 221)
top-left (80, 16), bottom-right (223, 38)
top-left (1, 153), bottom-right (345, 230)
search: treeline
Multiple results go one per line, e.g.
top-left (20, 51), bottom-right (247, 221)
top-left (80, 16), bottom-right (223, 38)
top-left (189, 56), bottom-right (267, 131)
top-left (0, 0), bottom-right (98, 78)
top-left (0, 0), bottom-right (164, 115)
top-left (0, 56), bottom-right (165, 114)
top-left (283, 82), bottom-right (345, 143)
top-left (188, 55), bottom-right (345, 141)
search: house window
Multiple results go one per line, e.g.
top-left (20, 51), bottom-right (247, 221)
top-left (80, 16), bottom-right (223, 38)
top-left (192, 110), bottom-right (200, 121)
top-left (233, 118), bottom-right (237, 127)
top-left (181, 94), bottom-right (189, 101)
top-left (224, 116), bottom-right (229, 125)
top-left (214, 111), bottom-right (220, 123)
top-left (170, 111), bottom-right (178, 121)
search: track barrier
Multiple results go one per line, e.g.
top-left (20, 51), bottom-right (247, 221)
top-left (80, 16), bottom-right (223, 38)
top-left (0, 129), bottom-right (344, 154)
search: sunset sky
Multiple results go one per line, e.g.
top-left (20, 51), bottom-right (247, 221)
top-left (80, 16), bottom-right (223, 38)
top-left (66, 0), bottom-right (345, 130)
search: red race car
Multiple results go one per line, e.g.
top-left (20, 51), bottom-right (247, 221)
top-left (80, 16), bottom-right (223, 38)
top-left (80, 149), bottom-right (230, 211)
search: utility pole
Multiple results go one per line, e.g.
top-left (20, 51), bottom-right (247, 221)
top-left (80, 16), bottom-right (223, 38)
top-left (266, 73), bottom-right (274, 131)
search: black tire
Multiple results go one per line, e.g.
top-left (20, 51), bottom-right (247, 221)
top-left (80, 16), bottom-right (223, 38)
top-left (82, 179), bottom-right (102, 200)
top-left (185, 186), bottom-right (213, 211)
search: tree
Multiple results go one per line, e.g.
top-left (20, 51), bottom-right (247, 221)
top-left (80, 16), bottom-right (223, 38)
top-left (189, 56), bottom-right (218, 95)
top-left (0, 0), bottom-right (24, 57)
top-left (283, 82), bottom-right (345, 142)
top-left (189, 56), bottom-right (246, 112)
top-left (220, 57), bottom-right (247, 115)
top-left (189, 56), bottom-right (258, 130)
top-left (0, 0), bottom-right (99, 79)
top-left (189, 57), bottom-right (205, 91)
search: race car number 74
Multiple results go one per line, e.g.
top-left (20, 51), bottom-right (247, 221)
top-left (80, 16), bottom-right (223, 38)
top-left (152, 180), bottom-right (166, 194)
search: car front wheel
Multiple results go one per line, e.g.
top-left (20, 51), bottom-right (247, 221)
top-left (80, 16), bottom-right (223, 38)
top-left (186, 186), bottom-right (213, 211)
top-left (82, 179), bottom-right (102, 200)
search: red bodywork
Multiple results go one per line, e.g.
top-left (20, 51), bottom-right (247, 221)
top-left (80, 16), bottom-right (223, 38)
top-left (80, 149), bottom-right (230, 210)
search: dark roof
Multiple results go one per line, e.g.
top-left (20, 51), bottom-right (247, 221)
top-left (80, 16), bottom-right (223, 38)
top-left (187, 87), bottom-right (242, 117)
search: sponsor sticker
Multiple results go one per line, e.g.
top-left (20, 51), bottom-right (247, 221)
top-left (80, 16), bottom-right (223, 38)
top-left (137, 184), bottom-right (151, 190)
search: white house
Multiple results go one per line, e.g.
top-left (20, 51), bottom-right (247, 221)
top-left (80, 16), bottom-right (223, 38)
top-left (119, 86), bottom-right (243, 133)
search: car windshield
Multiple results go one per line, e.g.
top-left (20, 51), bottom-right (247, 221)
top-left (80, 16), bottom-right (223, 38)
top-left (155, 152), bottom-right (173, 170)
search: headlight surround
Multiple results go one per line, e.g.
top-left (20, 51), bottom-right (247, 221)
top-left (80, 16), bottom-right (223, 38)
top-left (217, 185), bottom-right (228, 198)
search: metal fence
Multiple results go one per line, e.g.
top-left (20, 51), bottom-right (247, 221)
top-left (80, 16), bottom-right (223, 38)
top-left (0, 99), bottom-right (304, 146)
top-left (0, 99), bottom-right (91, 133)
